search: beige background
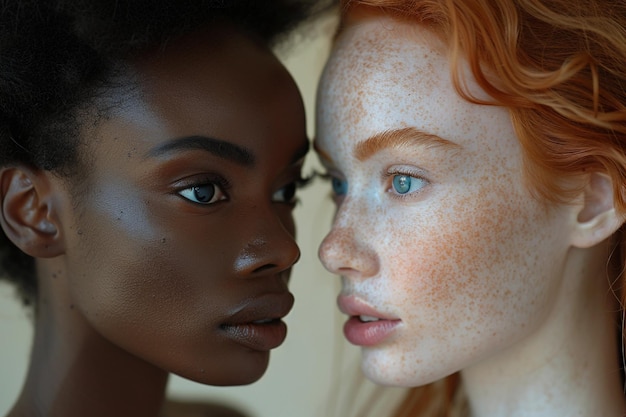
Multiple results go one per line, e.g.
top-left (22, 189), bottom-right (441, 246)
top-left (0, 16), bottom-right (374, 417)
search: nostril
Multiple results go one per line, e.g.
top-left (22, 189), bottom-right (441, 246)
top-left (252, 264), bottom-right (277, 274)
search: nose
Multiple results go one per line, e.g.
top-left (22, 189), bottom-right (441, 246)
top-left (234, 208), bottom-right (301, 277)
top-left (318, 215), bottom-right (379, 279)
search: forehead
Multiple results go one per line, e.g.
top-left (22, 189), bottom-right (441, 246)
top-left (318, 16), bottom-right (446, 136)
top-left (75, 24), bottom-right (306, 186)
top-left (82, 23), bottom-right (306, 164)
top-left (317, 13), bottom-right (514, 159)
top-left (127, 25), bottom-right (301, 138)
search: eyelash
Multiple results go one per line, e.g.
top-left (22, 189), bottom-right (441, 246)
top-left (174, 172), bottom-right (316, 207)
top-left (272, 174), bottom-right (314, 207)
top-left (177, 173), bottom-right (230, 188)
top-left (295, 172), bottom-right (316, 189)
top-left (316, 171), bottom-right (346, 201)
top-left (317, 168), bottom-right (428, 201)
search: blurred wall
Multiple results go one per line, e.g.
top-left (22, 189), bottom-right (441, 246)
top-left (0, 13), bottom-right (359, 417)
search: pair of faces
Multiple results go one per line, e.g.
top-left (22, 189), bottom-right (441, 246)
top-left (12, 9), bottom-right (618, 392)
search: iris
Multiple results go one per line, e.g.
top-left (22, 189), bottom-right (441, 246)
top-left (332, 177), bottom-right (348, 196)
top-left (392, 175), bottom-right (411, 194)
top-left (193, 185), bottom-right (215, 203)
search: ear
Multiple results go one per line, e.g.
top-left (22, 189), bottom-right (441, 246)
top-left (571, 172), bottom-right (624, 249)
top-left (0, 166), bottom-right (65, 257)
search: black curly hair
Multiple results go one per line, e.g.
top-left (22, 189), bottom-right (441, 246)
top-left (0, 0), bottom-right (332, 306)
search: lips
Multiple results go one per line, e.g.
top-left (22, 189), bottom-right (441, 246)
top-left (337, 294), bottom-right (401, 346)
top-left (221, 292), bottom-right (294, 351)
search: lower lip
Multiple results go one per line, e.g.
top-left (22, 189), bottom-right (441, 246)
top-left (222, 320), bottom-right (288, 351)
top-left (343, 317), bottom-right (401, 346)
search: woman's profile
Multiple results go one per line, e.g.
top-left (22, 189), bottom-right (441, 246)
top-left (315, 0), bottom-right (626, 415)
top-left (0, 0), bottom-right (328, 416)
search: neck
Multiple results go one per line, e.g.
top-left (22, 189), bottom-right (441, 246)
top-left (461, 243), bottom-right (626, 417)
top-left (6, 262), bottom-right (169, 417)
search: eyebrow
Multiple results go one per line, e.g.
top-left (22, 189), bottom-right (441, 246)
top-left (147, 135), bottom-right (254, 166)
top-left (355, 127), bottom-right (460, 161)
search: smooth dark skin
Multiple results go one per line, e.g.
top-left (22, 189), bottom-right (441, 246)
top-left (1, 23), bottom-right (308, 417)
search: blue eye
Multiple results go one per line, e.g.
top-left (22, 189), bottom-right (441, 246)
top-left (391, 174), bottom-right (426, 195)
top-left (179, 183), bottom-right (226, 205)
top-left (392, 175), bottom-right (411, 194)
top-left (331, 177), bottom-right (348, 196)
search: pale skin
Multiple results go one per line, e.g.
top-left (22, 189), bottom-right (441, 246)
top-left (315, 10), bottom-right (626, 417)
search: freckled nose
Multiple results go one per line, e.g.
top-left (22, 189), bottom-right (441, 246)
top-left (318, 226), bottom-right (379, 278)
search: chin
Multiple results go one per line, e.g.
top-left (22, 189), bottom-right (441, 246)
top-left (176, 351), bottom-right (271, 386)
top-left (362, 366), bottom-right (445, 388)
top-left (361, 350), bottom-right (445, 388)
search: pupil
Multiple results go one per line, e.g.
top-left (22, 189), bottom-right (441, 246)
top-left (193, 185), bottom-right (214, 202)
top-left (393, 175), bottom-right (411, 194)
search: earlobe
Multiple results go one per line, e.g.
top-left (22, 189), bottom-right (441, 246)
top-left (571, 172), bottom-right (624, 248)
top-left (0, 166), bottom-right (64, 257)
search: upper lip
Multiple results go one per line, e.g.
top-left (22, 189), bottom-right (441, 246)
top-left (224, 292), bottom-right (295, 325)
top-left (337, 294), bottom-right (399, 320)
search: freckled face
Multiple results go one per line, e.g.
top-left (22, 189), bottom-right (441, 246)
top-left (316, 14), bottom-right (576, 385)
top-left (57, 26), bottom-right (307, 385)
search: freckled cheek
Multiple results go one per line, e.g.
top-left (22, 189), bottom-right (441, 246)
top-left (377, 190), bottom-right (536, 322)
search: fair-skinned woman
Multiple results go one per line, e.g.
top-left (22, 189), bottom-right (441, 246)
top-left (315, 1), bottom-right (626, 415)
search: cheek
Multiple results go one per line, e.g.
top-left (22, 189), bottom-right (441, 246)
top-left (379, 181), bottom-right (564, 330)
top-left (69, 227), bottom-right (203, 330)
top-left (65, 190), bottom-right (231, 332)
top-left (64, 208), bottom-right (238, 377)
